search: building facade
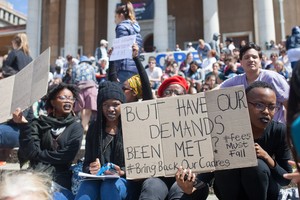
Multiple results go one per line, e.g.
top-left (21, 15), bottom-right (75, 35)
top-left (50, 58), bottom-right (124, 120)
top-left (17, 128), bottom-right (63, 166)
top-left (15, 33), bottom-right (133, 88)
top-left (0, 0), bottom-right (26, 56)
top-left (26, 0), bottom-right (300, 63)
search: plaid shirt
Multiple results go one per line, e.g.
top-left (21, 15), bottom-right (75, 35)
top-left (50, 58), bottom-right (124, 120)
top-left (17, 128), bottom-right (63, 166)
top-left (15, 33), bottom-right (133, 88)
top-left (72, 62), bottom-right (97, 84)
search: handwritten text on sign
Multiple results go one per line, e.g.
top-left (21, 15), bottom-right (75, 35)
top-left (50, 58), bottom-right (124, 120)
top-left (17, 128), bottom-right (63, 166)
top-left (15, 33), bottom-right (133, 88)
top-left (110, 35), bottom-right (136, 61)
top-left (121, 86), bottom-right (257, 179)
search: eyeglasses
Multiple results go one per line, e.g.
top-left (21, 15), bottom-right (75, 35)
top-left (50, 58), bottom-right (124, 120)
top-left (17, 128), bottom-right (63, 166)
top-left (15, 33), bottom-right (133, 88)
top-left (149, 61), bottom-right (156, 64)
top-left (56, 95), bottom-right (76, 102)
top-left (163, 89), bottom-right (184, 97)
top-left (248, 102), bottom-right (278, 112)
top-left (122, 86), bottom-right (133, 91)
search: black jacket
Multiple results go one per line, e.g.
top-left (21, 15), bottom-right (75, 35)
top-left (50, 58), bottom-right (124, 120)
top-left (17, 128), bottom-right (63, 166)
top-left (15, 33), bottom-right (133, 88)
top-left (3, 49), bottom-right (32, 77)
top-left (18, 114), bottom-right (83, 189)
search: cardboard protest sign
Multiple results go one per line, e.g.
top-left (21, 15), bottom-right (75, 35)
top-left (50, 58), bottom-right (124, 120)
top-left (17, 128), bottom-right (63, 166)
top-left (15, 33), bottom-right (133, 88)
top-left (158, 93), bottom-right (215, 177)
top-left (0, 48), bottom-right (50, 123)
top-left (121, 85), bottom-right (257, 179)
top-left (0, 75), bottom-right (15, 121)
top-left (205, 86), bottom-right (257, 170)
top-left (110, 35), bottom-right (136, 61)
top-left (121, 99), bottom-right (165, 179)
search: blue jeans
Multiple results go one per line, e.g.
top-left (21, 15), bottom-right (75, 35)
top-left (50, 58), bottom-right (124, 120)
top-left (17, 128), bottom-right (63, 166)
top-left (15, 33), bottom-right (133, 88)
top-left (52, 181), bottom-right (75, 200)
top-left (0, 124), bottom-right (19, 148)
top-left (75, 178), bottom-right (127, 200)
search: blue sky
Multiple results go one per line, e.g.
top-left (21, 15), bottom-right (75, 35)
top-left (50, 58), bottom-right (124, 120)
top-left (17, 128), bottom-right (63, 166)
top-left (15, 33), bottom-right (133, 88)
top-left (7, 0), bottom-right (28, 16)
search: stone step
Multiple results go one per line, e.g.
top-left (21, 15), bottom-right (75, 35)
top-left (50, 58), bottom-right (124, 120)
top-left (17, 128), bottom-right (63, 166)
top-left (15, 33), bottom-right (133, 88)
top-left (3, 136), bottom-right (86, 164)
top-left (5, 146), bottom-right (85, 164)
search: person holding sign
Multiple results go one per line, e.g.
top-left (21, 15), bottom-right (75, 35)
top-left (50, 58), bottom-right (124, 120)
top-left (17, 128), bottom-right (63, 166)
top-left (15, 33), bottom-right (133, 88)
top-left (75, 81), bottom-right (128, 200)
top-left (129, 76), bottom-right (209, 200)
top-left (213, 81), bottom-right (292, 200)
top-left (13, 83), bottom-right (84, 199)
top-left (219, 42), bottom-right (289, 123)
top-left (108, 43), bottom-right (153, 102)
top-left (114, 1), bottom-right (143, 84)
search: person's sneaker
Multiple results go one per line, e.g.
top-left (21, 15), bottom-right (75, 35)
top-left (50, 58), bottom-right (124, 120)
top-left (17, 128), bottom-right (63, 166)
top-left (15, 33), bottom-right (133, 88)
top-left (0, 161), bottom-right (6, 166)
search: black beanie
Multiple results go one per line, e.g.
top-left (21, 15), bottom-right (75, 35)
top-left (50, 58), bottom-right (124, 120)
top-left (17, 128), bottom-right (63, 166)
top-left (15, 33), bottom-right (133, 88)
top-left (97, 81), bottom-right (126, 107)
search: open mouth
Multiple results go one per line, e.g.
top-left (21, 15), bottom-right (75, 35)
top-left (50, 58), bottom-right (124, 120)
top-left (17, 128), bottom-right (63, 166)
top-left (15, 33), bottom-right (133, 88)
top-left (63, 104), bottom-right (72, 110)
top-left (107, 113), bottom-right (116, 120)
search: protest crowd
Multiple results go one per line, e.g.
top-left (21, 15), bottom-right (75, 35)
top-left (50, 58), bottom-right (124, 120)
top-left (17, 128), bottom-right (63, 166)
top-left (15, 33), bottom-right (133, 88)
top-left (1, 1), bottom-right (300, 200)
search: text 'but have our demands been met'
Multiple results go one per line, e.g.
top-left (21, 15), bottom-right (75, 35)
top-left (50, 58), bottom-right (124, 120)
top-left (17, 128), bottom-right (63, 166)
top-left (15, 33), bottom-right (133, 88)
top-left (121, 85), bottom-right (257, 179)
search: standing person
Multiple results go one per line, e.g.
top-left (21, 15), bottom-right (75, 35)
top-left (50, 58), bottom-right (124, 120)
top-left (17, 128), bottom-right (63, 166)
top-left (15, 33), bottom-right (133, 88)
top-left (13, 83), bottom-right (84, 199)
top-left (219, 42), bottom-right (289, 123)
top-left (75, 81), bottom-right (128, 200)
top-left (72, 56), bottom-right (98, 133)
top-left (197, 39), bottom-right (211, 62)
top-left (108, 43), bottom-right (153, 102)
top-left (286, 26), bottom-right (300, 69)
top-left (2, 33), bottom-right (32, 77)
top-left (209, 33), bottom-right (221, 59)
top-left (114, 1), bottom-right (143, 84)
top-left (214, 81), bottom-right (292, 200)
top-left (95, 39), bottom-right (108, 64)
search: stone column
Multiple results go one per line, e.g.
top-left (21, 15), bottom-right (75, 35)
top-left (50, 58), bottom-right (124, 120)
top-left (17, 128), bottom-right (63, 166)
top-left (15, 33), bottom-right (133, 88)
top-left (107, 0), bottom-right (121, 46)
top-left (203, 0), bottom-right (220, 43)
top-left (64, 0), bottom-right (79, 57)
top-left (253, 0), bottom-right (276, 48)
top-left (153, 0), bottom-right (168, 52)
top-left (26, 0), bottom-right (42, 59)
top-left (278, 0), bottom-right (285, 42)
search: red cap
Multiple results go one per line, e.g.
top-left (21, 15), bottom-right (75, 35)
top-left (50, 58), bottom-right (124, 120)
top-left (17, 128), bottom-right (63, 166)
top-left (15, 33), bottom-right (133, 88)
top-left (157, 75), bottom-right (189, 97)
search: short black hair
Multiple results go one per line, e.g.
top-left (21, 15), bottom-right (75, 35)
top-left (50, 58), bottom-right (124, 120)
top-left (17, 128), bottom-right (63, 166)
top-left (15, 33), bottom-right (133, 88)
top-left (45, 83), bottom-right (79, 110)
top-left (239, 42), bottom-right (261, 61)
top-left (245, 81), bottom-right (274, 94)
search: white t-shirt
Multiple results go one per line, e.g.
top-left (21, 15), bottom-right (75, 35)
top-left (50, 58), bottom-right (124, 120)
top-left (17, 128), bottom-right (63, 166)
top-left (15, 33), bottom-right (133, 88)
top-left (146, 67), bottom-right (163, 81)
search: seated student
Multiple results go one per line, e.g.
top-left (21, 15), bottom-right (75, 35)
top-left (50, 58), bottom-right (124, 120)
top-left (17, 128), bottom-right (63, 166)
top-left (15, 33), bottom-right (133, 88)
top-left (13, 83), bottom-right (83, 200)
top-left (186, 61), bottom-right (204, 93)
top-left (129, 76), bottom-right (209, 200)
top-left (75, 81), bottom-right (127, 200)
top-left (145, 56), bottom-right (163, 90)
top-left (214, 81), bottom-right (292, 200)
top-left (218, 42), bottom-right (289, 124)
top-left (0, 107), bottom-right (34, 165)
top-left (176, 81), bottom-right (292, 200)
